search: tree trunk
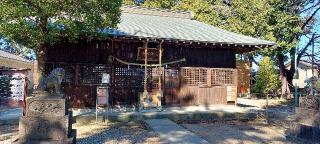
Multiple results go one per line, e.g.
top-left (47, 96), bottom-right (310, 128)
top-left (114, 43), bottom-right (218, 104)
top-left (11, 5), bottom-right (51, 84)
top-left (35, 43), bottom-right (46, 86)
top-left (277, 54), bottom-right (292, 99)
top-left (36, 16), bottom-right (48, 85)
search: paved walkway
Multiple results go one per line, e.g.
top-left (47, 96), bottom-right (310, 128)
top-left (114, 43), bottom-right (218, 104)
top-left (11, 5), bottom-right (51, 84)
top-left (0, 108), bottom-right (22, 121)
top-left (145, 119), bottom-right (209, 144)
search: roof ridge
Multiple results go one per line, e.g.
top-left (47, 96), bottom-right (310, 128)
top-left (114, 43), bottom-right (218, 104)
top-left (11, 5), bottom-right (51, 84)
top-left (121, 5), bottom-right (194, 19)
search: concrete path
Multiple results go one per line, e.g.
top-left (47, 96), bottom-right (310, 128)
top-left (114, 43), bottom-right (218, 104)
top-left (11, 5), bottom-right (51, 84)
top-left (0, 108), bottom-right (22, 123)
top-left (74, 105), bottom-right (261, 122)
top-left (145, 119), bottom-right (209, 144)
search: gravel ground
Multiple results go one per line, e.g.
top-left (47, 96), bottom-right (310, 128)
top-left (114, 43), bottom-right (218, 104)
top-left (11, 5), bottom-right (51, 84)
top-left (0, 121), bottom-right (159, 144)
top-left (237, 98), bottom-right (296, 117)
top-left (182, 120), bottom-right (312, 144)
top-left (0, 98), bottom-right (308, 144)
top-left (75, 121), bottom-right (159, 144)
top-left (0, 123), bottom-right (19, 144)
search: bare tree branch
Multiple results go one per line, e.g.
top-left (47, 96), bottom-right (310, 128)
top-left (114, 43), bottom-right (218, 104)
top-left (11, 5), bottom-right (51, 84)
top-left (301, 1), bottom-right (320, 13)
top-left (301, 6), bottom-right (320, 31)
top-left (297, 34), bottom-right (320, 64)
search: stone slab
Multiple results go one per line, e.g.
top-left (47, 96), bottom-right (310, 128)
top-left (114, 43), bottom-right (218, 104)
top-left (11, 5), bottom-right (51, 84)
top-left (145, 119), bottom-right (209, 144)
top-left (294, 108), bottom-right (320, 126)
top-left (26, 96), bottom-right (66, 117)
top-left (286, 122), bottom-right (320, 141)
top-left (19, 115), bottom-right (69, 141)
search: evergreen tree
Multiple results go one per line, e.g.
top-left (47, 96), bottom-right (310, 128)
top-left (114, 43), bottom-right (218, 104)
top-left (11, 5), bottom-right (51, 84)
top-left (0, 0), bottom-right (122, 75)
top-left (254, 57), bottom-right (280, 96)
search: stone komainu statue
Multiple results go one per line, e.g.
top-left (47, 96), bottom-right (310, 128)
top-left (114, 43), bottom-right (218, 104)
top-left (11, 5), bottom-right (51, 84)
top-left (38, 68), bottom-right (65, 95)
top-left (304, 76), bottom-right (320, 95)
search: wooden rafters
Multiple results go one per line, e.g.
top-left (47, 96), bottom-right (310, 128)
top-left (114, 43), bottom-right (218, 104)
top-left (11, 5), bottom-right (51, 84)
top-left (110, 36), bottom-right (274, 53)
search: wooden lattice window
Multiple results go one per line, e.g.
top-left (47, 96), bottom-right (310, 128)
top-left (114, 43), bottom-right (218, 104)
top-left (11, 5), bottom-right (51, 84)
top-left (164, 69), bottom-right (179, 88)
top-left (80, 65), bottom-right (111, 85)
top-left (212, 69), bottom-right (235, 85)
top-left (182, 68), bottom-right (207, 85)
top-left (114, 67), bottom-right (144, 88)
top-left (182, 67), bottom-right (236, 86)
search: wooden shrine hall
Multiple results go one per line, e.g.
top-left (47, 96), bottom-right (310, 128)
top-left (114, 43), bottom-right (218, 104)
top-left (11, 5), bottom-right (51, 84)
top-left (42, 6), bottom-right (276, 108)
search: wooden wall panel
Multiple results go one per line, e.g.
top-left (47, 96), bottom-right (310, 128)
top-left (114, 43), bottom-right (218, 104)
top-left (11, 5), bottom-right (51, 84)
top-left (44, 39), bottom-right (238, 107)
top-left (62, 85), bottom-right (96, 108)
top-left (179, 67), bottom-right (237, 106)
top-left (179, 86), bottom-right (227, 106)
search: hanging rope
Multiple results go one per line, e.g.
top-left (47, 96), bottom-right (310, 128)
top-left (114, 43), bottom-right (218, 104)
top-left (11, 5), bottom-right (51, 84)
top-left (110, 56), bottom-right (186, 67)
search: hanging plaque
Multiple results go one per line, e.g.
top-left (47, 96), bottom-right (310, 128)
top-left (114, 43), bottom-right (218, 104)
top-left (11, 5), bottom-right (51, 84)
top-left (101, 73), bottom-right (110, 84)
top-left (137, 47), bottom-right (160, 61)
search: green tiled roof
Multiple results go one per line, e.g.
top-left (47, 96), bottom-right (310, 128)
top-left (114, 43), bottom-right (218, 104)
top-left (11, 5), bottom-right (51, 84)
top-left (107, 6), bottom-right (276, 47)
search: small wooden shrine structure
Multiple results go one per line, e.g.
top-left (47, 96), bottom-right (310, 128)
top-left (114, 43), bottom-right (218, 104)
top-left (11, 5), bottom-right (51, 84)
top-left (40, 6), bottom-right (276, 108)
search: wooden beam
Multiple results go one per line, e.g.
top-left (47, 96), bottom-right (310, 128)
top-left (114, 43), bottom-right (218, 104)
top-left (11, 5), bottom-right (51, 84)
top-left (143, 41), bottom-right (148, 92)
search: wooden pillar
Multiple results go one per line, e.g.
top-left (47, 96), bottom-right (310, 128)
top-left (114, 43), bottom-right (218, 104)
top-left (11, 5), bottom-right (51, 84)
top-left (159, 42), bottom-right (163, 90)
top-left (143, 41), bottom-right (148, 92)
top-left (75, 64), bottom-right (79, 85)
top-left (111, 39), bottom-right (115, 106)
top-left (207, 68), bottom-right (211, 87)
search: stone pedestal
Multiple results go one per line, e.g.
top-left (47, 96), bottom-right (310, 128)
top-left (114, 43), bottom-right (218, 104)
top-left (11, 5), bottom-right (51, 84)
top-left (286, 108), bottom-right (320, 141)
top-left (18, 94), bottom-right (76, 144)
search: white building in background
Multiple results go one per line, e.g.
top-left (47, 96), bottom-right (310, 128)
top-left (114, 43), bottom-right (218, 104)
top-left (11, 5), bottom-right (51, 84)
top-left (289, 61), bottom-right (319, 88)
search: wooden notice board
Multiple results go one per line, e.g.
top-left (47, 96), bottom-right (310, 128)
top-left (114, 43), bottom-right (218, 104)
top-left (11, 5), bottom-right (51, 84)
top-left (97, 86), bottom-right (108, 105)
top-left (227, 85), bottom-right (237, 103)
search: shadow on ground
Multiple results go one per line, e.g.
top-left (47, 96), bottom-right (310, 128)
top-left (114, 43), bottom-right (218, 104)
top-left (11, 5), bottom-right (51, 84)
top-left (76, 121), bottom-right (159, 144)
top-left (182, 120), bottom-right (312, 144)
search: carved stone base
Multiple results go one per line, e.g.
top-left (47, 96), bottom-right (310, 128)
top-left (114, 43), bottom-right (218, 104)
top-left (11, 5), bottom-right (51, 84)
top-left (19, 116), bottom-right (69, 140)
top-left (26, 96), bottom-right (66, 117)
top-left (18, 94), bottom-right (76, 143)
top-left (286, 122), bottom-right (320, 141)
top-left (286, 108), bottom-right (320, 141)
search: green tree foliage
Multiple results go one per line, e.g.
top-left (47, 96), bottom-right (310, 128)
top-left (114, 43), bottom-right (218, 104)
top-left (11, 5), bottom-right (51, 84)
top-left (143, 0), bottom-right (177, 9)
top-left (254, 57), bottom-right (280, 96)
top-left (124, 0), bottom-right (177, 9)
top-left (174, 0), bottom-right (301, 56)
top-left (0, 0), bottom-right (122, 73)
